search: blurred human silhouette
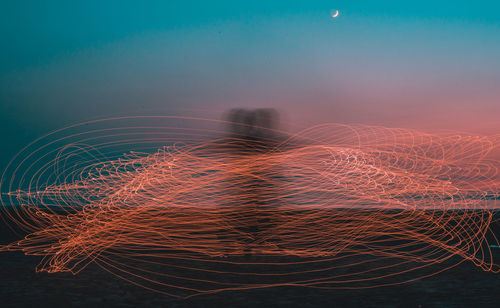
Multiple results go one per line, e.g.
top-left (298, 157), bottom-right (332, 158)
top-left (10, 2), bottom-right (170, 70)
top-left (221, 108), bottom-right (282, 255)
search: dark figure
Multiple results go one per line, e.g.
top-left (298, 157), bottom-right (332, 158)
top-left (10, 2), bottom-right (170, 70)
top-left (222, 108), bottom-right (282, 255)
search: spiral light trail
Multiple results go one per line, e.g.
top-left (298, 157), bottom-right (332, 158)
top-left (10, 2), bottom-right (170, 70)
top-left (1, 116), bottom-right (499, 298)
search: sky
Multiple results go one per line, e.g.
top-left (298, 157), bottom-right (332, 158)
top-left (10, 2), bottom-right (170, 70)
top-left (1, 0), bottom-right (500, 167)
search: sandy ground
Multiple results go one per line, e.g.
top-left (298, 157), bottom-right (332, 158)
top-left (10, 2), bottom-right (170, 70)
top-left (1, 211), bottom-right (500, 307)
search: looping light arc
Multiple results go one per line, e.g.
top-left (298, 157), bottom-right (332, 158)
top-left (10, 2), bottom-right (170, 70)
top-left (0, 116), bottom-right (499, 298)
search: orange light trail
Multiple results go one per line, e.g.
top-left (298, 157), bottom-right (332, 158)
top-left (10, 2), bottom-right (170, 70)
top-left (0, 116), bottom-right (499, 298)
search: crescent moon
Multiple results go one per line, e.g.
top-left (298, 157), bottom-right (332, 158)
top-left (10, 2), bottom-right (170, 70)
top-left (331, 10), bottom-right (339, 18)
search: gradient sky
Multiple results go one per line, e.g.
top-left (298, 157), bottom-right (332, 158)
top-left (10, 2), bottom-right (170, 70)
top-left (1, 1), bottom-right (500, 167)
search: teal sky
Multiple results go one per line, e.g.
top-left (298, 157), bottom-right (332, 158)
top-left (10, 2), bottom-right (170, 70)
top-left (1, 1), bottom-right (500, 166)
top-left (2, 1), bottom-right (499, 72)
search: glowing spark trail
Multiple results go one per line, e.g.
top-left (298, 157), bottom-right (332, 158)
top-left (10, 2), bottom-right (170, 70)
top-left (0, 116), bottom-right (499, 298)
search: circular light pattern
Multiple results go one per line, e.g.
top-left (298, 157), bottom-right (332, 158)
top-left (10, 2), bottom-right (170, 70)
top-left (0, 116), bottom-right (499, 298)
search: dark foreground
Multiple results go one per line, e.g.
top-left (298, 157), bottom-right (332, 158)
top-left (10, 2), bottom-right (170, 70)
top-left (1, 210), bottom-right (500, 308)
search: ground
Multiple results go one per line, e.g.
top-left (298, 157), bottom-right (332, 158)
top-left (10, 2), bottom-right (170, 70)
top-left (1, 211), bottom-right (500, 307)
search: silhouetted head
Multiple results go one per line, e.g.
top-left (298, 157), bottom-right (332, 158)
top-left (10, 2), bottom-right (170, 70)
top-left (224, 108), bottom-right (280, 153)
top-left (226, 108), bottom-right (279, 139)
